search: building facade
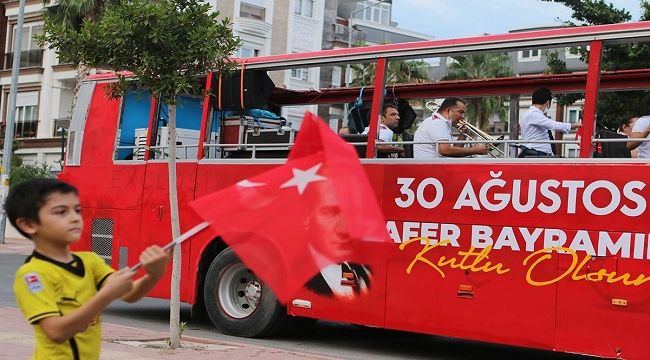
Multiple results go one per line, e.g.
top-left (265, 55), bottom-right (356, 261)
top-left (0, 0), bottom-right (77, 171)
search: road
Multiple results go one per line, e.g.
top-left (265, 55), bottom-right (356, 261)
top-left (0, 251), bottom-right (595, 360)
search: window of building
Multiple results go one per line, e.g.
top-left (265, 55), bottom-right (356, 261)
top-left (16, 92), bottom-right (38, 120)
top-left (11, 23), bottom-right (43, 52)
top-left (237, 46), bottom-right (260, 58)
top-left (567, 108), bottom-right (582, 124)
top-left (291, 68), bottom-right (309, 81)
top-left (517, 49), bottom-right (541, 62)
top-left (355, 1), bottom-right (390, 25)
top-left (565, 45), bottom-right (590, 60)
top-left (294, 0), bottom-right (314, 17)
top-left (4, 91), bottom-right (40, 138)
top-left (6, 23), bottom-right (44, 69)
top-left (240, 3), bottom-right (265, 21)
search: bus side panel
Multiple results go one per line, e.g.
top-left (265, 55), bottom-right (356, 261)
top-left (81, 83), bottom-right (121, 166)
top-left (555, 234), bottom-right (650, 359)
top-left (288, 164), bottom-right (387, 328)
top-left (137, 162), bottom-right (198, 300)
top-left (382, 164), bottom-right (557, 350)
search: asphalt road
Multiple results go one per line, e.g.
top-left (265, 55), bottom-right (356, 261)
top-left (1, 252), bottom-right (596, 360)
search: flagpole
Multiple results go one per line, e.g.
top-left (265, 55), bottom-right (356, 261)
top-left (128, 221), bottom-right (208, 272)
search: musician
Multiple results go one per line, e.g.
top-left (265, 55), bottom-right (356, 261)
top-left (413, 97), bottom-right (488, 158)
top-left (519, 88), bottom-right (581, 157)
top-left (363, 104), bottom-right (404, 158)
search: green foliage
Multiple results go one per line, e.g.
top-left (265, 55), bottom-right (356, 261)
top-left (40, 0), bottom-right (240, 104)
top-left (443, 53), bottom-right (514, 130)
top-left (9, 162), bottom-right (51, 188)
top-left (541, 0), bottom-right (650, 129)
top-left (43, 0), bottom-right (120, 32)
top-left (351, 60), bottom-right (429, 86)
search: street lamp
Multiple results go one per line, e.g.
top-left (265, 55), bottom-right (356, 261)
top-left (343, 0), bottom-right (388, 127)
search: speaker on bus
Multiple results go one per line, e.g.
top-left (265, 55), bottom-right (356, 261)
top-left (215, 70), bottom-right (275, 110)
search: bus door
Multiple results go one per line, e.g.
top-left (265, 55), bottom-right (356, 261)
top-left (138, 94), bottom-right (203, 299)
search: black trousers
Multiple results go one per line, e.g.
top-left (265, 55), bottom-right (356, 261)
top-left (517, 147), bottom-right (553, 158)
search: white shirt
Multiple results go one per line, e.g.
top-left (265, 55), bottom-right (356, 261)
top-left (519, 106), bottom-right (572, 155)
top-left (413, 114), bottom-right (453, 159)
top-left (364, 124), bottom-right (397, 158)
top-left (631, 115), bottom-right (650, 158)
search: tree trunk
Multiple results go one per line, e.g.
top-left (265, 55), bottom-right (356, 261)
top-left (167, 104), bottom-right (182, 349)
top-left (72, 63), bottom-right (91, 111)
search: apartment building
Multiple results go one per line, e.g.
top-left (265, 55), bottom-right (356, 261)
top-left (0, 0), bottom-right (76, 170)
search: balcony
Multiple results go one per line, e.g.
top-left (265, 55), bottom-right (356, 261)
top-left (1, 120), bottom-right (39, 139)
top-left (53, 118), bottom-right (70, 137)
top-left (4, 49), bottom-right (44, 69)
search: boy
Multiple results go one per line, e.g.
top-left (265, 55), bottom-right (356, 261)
top-left (7, 179), bottom-right (169, 359)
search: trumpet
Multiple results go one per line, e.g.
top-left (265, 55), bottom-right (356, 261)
top-left (456, 119), bottom-right (506, 158)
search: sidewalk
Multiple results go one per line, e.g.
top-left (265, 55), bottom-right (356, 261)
top-left (1, 307), bottom-right (335, 360)
top-left (0, 236), bottom-right (34, 255)
top-left (0, 238), bottom-right (337, 360)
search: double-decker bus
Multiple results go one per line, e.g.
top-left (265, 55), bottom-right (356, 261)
top-left (61, 21), bottom-right (650, 359)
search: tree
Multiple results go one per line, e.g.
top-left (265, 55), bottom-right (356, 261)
top-left (443, 53), bottom-right (514, 131)
top-left (350, 59), bottom-right (429, 86)
top-left (541, 0), bottom-right (650, 129)
top-left (40, 0), bottom-right (240, 348)
top-left (39, 0), bottom-right (121, 105)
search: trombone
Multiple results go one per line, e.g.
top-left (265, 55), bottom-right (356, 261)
top-left (425, 100), bottom-right (505, 157)
top-left (456, 119), bottom-right (506, 157)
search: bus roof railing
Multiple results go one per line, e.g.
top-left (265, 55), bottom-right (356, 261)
top-left (236, 21), bottom-right (650, 70)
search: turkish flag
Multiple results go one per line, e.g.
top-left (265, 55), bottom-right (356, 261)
top-left (190, 112), bottom-right (390, 303)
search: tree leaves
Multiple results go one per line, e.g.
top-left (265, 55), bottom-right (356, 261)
top-left (41, 0), bottom-right (240, 104)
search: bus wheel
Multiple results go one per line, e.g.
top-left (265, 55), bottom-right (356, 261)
top-left (203, 248), bottom-right (286, 337)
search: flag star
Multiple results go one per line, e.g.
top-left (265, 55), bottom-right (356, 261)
top-left (237, 179), bottom-right (266, 188)
top-left (280, 163), bottom-right (326, 194)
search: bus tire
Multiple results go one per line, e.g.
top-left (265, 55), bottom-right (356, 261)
top-left (203, 248), bottom-right (286, 337)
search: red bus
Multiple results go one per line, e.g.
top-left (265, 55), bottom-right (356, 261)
top-left (61, 21), bottom-right (650, 359)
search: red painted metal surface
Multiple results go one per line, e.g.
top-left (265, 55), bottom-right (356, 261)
top-left (144, 97), bottom-right (158, 161)
top-left (197, 72), bottom-right (213, 160)
top-left (232, 21), bottom-right (650, 68)
top-left (365, 57), bottom-right (387, 158)
top-left (580, 40), bottom-right (604, 158)
top-left (271, 68), bottom-right (650, 105)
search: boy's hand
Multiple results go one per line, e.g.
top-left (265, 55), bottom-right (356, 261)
top-left (102, 269), bottom-right (135, 300)
top-left (140, 245), bottom-right (170, 279)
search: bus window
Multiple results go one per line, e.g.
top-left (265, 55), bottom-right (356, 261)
top-left (115, 90), bottom-right (152, 161)
top-left (151, 95), bottom-right (202, 160)
top-left (203, 109), bottom-right (221, 159)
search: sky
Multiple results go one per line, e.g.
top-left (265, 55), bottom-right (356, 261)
top-left (391, 0), bottom-right (644, 39)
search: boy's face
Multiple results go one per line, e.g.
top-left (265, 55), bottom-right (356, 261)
top-left (20, 192), bottom-right (83, 246)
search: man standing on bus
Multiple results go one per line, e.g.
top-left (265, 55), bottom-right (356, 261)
top-left (519, 87), bottom-right (581, 157)
top-left (413, 97), bottom-right (488, 158)
top-left (627, 114), bottom-right (650, 158)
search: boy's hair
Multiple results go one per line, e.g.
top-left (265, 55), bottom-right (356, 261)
top-left (532, 87), bottom-right (552, 105)
top-left (5, 179), bottom-right (78, 239)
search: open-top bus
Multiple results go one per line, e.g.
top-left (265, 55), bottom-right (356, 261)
top-left (61, 21), bottom-right (650, 359)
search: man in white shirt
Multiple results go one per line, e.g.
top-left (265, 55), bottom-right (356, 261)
top-left (519, 88), bottom-right (581, 157)
top-left (363, 104), bottom-right (404, 158)
top-left (628, 115), bottom-right (650, 158)
top-left (413, 97), bottom-right (488, 159)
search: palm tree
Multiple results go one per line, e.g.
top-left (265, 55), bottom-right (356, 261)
top-left (443, 53), bottom-right (513, 131)
top-left (42, 0), bottom-right (120, 104)
top-left (350, 59), bottom-right (429, 86)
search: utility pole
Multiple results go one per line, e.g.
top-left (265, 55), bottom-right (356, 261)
top-left (0, 0), bottom-right (27, 244)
